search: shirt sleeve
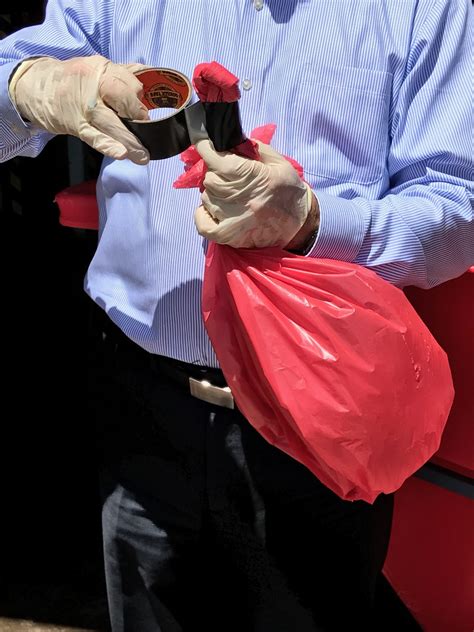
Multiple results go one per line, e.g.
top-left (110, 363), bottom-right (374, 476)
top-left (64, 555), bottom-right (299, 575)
top-left (307, 0), bottom-right (473, 289)
top-left (0, 0), bottom-right (115, 162)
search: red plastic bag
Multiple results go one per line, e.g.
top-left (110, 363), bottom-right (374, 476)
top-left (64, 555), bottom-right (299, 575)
top-left (202, 244), bottom-right (454, 503)
top-left (176, 62), bottom-right (454, 503)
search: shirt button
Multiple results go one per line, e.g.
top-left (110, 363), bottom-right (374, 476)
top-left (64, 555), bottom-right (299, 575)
top-left (254, 0), bottom-right (264, 10)
top-left (242, 78), bottom-right (252, 91)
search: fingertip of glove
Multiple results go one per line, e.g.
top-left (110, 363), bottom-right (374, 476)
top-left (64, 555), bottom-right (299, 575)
top-left (134, 104), bottom-right (150, 122)
top-left (132, 151), bottom-right (150, 165)
top-left (108, 148), bottom-right (128, 160)
top-left (194, 204), bottom-right (217, 234)
top-left (195, 138), bottom-right (215, 158)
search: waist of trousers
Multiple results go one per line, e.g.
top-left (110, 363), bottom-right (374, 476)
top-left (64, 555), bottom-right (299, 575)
top-left (108, 323), bottom-right (234, 409)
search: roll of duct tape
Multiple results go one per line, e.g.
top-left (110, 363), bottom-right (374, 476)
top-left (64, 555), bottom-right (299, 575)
top-left (121, 68), bottom-right (245, 159)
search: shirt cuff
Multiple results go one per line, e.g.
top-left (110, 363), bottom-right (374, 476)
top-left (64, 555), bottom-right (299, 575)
top-left (0, 60), bottom-right (38, 142)
top-left (305, 190), bottom-right (371, 261)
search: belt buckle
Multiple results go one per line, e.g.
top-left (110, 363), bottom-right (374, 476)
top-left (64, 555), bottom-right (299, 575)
top-left (189, 377), bottom-right (234, 409)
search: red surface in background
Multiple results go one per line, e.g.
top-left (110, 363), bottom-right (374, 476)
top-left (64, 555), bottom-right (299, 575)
top-left (405, 271), bottom-right (474, 477)
top-left (385, 271), bottom-right (473, 632)
top-left (55, 180), bottom-right (99, 230)
top-left (384, 476), bottom-right (474, 632)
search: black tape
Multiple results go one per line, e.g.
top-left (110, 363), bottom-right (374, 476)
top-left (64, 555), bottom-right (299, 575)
top-left (202, 102), bottom-right (245, 152)
top-left (122, 107), bottom-right (192, 160)
top-left (121, 100), bottom-right (245, 160)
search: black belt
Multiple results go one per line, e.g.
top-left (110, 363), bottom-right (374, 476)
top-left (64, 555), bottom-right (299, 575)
top-left (151, 354), bottom-right (234, 410)
top-left (151, 354), bottom-right (227, 387)
top-left (106, 322), bottom-right (234, 409)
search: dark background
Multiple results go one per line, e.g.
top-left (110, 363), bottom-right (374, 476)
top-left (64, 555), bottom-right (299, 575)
top-left (0, 2), bottom-right (109, 628)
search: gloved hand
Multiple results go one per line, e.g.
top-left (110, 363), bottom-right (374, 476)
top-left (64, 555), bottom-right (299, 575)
top-left (9, 55), bottom-right (151, 164)
top-left (194, 139), bottom-right (315, 249)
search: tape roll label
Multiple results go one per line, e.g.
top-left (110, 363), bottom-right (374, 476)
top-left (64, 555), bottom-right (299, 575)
top-left (136, 68), bottom-right (192, 110)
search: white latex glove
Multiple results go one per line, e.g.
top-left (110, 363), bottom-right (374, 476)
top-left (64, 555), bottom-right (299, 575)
top-left (194, 139), bottom-right (312, 248)
top-left (9, 55), bottom-right (151, 164)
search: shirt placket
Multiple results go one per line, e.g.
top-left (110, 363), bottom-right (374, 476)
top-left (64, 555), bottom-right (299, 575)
top-left (235, 0), bottom-right (270, 134)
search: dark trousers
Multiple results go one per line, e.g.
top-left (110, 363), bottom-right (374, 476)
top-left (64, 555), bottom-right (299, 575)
top-left (96, 334), bottom-right (407, 632)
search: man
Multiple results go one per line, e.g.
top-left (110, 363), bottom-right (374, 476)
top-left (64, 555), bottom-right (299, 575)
top-left (1, 1), bottom-right (472, 630)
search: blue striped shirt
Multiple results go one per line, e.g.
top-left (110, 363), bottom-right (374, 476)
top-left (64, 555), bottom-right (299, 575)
top-left (1, 0), bottom-right (472, 366)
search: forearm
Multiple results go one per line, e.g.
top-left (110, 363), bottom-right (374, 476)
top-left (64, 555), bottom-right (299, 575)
top-left (0, 61), bottom-right (54, 162)
top-left (307, 182), bottom-right (473, 289)
top-left (304, 0), bottom-right (473, 288)
top-left (0, 0), bottom-right (114, 162)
